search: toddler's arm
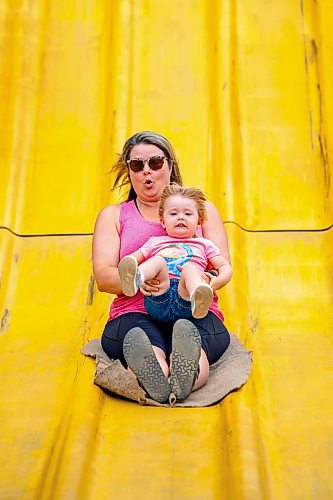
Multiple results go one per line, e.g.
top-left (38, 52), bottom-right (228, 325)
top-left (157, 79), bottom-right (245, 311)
top-left (207, 255), bottom-right (233, 291)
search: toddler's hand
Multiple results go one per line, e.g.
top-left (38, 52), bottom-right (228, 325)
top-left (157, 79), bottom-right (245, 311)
top-left (209, 276), bottom-right (224, 292)
top-left (203, 270), bottom-right (218, 285)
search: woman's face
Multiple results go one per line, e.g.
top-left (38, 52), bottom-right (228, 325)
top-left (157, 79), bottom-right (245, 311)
top-left (128, 143), bottom-right (172, 202)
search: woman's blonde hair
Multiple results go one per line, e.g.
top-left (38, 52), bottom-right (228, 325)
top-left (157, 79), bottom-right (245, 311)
top-left (111, 131), bottom-right (183, 200)
top-left (159, 184), bottom-right (207, 225)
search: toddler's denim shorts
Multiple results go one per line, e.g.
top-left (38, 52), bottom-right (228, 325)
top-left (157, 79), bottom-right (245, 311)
top-left (144, 278), bottom-right (193, 323)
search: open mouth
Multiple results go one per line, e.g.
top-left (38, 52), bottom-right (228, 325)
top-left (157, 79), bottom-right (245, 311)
top-left (176, 223), bottom-right (186, 227)
top-left (144, 179), bottom-right (153, 185)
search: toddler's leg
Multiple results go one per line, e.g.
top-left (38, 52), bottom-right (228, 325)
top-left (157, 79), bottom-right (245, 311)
top-left (139, 255), bottom-right (170, 295)
top-left (178, 263), bottom-right (213, 319)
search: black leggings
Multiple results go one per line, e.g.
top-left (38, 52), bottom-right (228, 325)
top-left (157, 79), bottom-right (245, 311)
top-left (101, 312), bottom-right (230, 367)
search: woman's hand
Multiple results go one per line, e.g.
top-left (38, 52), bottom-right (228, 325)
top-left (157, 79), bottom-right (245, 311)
top-left (140, 279), bottom-right (160, 296)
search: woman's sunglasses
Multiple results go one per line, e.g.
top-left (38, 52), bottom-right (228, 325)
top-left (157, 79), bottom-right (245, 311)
top-left (127, 155), bottom-right (170, 173)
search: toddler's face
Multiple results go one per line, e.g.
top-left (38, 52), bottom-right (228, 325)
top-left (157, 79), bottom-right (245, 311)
top-left (161, 195), bottom-right (199, 238)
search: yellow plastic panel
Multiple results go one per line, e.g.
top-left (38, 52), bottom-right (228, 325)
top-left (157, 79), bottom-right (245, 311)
top-left (1, 226), bottom-right (332, 498)
top-left (221, 225), bottom-right (333, 498)
top-left (0, 2), bottom-right (112, 234)
top-left (0, 229), bottom-right (108, 497)
top-left (210, 0), bottom-right (333, 229)
top-left (1, 0), bottom-right (332, 234)
top-left (106, 0), bottom-right (215, 192)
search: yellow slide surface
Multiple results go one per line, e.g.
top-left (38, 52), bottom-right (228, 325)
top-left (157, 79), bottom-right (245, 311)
top-left (1, 1), bottom-right (332, 498)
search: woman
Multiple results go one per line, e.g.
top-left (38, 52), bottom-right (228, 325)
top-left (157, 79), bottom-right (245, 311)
top-left (92, 131), bottom-right (232, 404)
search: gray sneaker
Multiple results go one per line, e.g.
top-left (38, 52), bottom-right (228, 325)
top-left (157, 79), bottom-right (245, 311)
top-left (170, 319), bottom-right (202, 401)
top-left (123, 327), bottom-right (171, 404)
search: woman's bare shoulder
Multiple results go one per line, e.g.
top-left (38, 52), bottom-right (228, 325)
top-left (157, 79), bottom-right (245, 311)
top-left (94, 204), bottom-right (121, 232)
top-left (96, 204), bottom-right (120, 220)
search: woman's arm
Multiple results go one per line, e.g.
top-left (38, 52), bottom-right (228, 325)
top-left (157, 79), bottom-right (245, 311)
top-left (202, 201), bottom-right (231, 264)
top-left (92, 204), bottom-right (123, 295)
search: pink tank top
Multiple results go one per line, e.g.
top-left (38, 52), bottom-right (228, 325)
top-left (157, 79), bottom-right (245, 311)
top-left (109, 199), bottom-right (224, 322)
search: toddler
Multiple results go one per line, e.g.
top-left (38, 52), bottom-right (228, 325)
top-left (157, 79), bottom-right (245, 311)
top-left (118, 184), bottom-right (232, 322)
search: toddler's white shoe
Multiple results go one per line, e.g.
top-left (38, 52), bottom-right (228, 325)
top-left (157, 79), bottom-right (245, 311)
top-left (118, 255), bottom-right (142, 297)
top-left (190, 283), bottom-right (213, 319)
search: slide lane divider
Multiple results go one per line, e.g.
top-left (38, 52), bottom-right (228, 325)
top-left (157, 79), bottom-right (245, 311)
top-left (1, 222), bottom-right (333, 239)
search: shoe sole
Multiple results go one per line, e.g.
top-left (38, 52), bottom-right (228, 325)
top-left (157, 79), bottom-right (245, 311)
top-left (191, 284), bottom-right (213, 319)
top-left (170, 319), bottom-right (202, 401)
top-left (118, 255), bottom-right (138, 297)
top-left (123, 327), bottom-right (171, 404)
